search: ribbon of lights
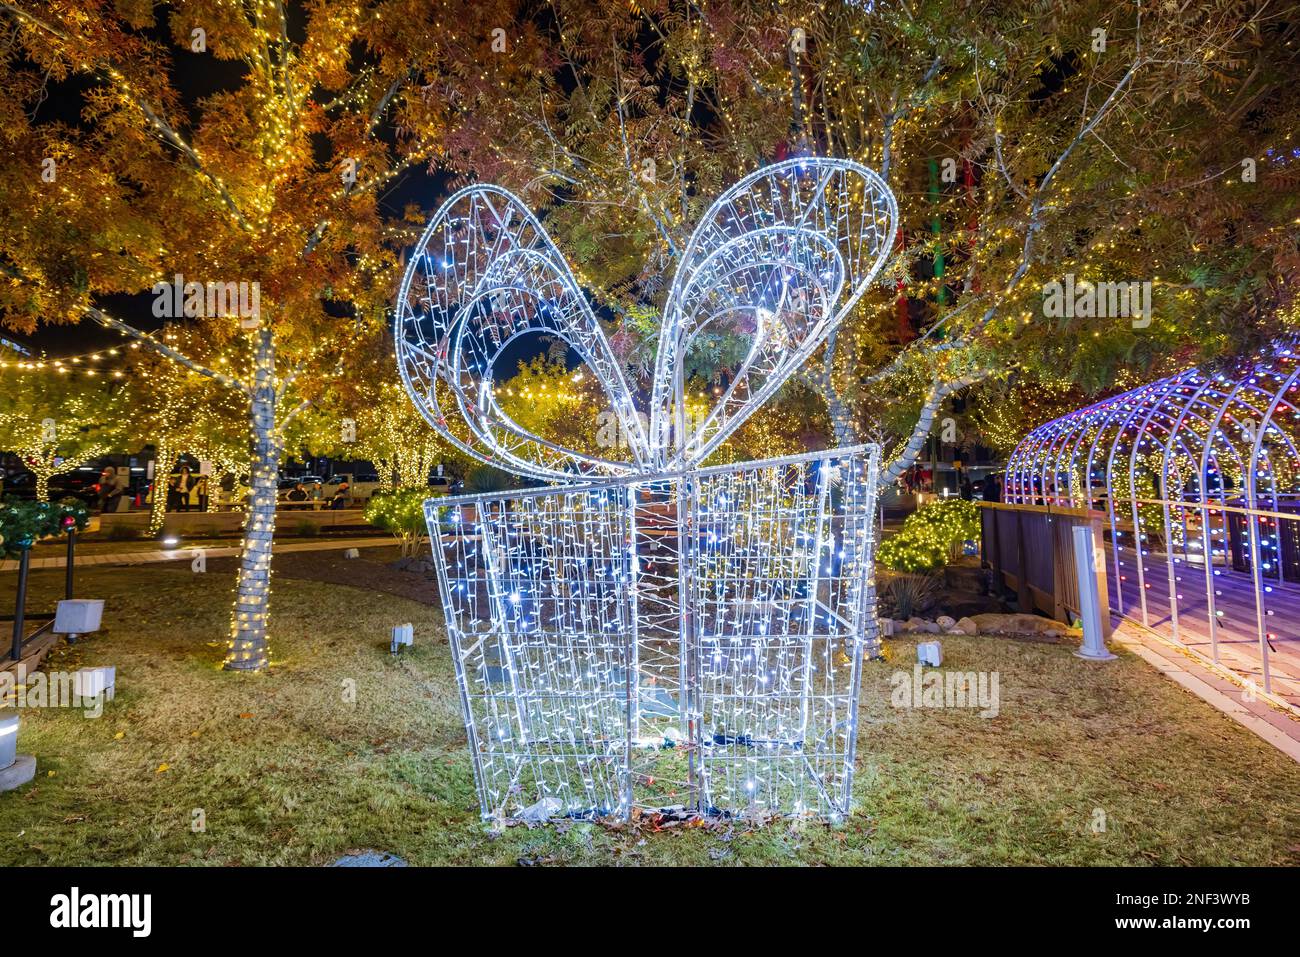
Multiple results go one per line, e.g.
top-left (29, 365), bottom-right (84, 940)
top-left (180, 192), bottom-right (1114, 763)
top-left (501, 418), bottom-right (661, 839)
top-left (396, 158), bottom-right (896, 823)
top-left (1005, 342), bottom-right (1300, 703)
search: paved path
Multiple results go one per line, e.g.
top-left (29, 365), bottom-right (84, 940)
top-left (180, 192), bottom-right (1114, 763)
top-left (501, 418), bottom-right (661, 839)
top-left (1110, 544), bottom-right (1300, 709)
top-left (0, 537), bottom-right (393, 572)
top-left (1112, 618), bottom-right (1300, 763)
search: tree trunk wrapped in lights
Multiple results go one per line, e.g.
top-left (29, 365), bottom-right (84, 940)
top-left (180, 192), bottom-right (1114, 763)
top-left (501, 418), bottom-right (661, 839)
top-left (0, 3), bottom-right (447, 673)
top-left (146, 439), bottom-right (177, 535)
top-left (226, 328), bottom-right (280, 672)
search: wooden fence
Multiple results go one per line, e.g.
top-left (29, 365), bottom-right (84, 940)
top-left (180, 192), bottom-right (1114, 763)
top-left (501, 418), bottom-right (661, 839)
top-left (979, 501), bottom-right (1112, 639)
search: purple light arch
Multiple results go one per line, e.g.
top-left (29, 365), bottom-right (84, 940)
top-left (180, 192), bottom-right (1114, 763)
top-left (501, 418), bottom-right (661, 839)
top-left (1004, 342), bottom-right (1300, 704)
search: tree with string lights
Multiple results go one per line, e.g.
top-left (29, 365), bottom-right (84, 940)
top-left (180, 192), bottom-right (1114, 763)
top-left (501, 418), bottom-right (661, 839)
top-left (119, 326), bottom-right (247, 532)
top-left (421, 0), bottom-right (1299, 479)
top-left (0, 367), bottom-right (119, 500)
top-left (0, 0), bottom-right (509, 670)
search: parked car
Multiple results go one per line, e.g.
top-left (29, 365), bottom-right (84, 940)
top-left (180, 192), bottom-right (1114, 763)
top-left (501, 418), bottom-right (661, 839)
top-left (427, 475), bottom-right (457, 496)
top-left (0, 470), bottom-right (37, 500)
top-left (323, 472), bottom-right (382, 505)
top-left (47, 471), bottom-right (103, 505)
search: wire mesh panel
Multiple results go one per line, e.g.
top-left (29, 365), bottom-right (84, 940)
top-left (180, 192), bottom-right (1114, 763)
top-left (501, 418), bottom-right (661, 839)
top-left (428, 487), bottom-right (637, 822)
top-left (686, 449), bottom-right (880, 820)
top-left (427, 445), bottom-right (880, 823)
top-left (398, 157), bottom-right (897, 823)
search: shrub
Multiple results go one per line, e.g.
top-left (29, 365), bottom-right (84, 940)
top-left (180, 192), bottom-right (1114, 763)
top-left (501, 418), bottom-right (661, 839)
top-left (107, 522), bottom-right (142, 541)
top-left (293, 519), bottom-right (320, 537)
top-left (877, 499), bottom-right (980, 573)
top-left (364, 487), bottom-right (431, 558)
top-left (0, 496), bottom-right (91, 557)
top-left (462, 466), bottom-right (513, 494)
top-left (880, 572), bottom-right (941, 620)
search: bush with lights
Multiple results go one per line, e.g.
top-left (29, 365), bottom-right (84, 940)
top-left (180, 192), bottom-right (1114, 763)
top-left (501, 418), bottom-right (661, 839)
top-left (364, 488), bottom-right (432, 559)
top-left (0, 496), bottom-right (91, 558)
top-left (877, 498), bottom-right (980, 573)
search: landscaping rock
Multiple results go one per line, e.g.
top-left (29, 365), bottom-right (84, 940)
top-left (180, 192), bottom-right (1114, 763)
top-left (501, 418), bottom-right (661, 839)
top-left (956, 616), bottom-right (979, 635)
top-left (343, 547), bottom-right (360, 559)
top-left (942, 595), bottom-right (1008, 619)
top-left (943, 563), bottom-right (986, 592)
top-left (970, 613), bottom-right (1079, 640)
top-left (936, 615), bottom-right (956, 630)
top-left (901, 617), bottom-right (941, 634)
top-left (331, 850), bottom-right (407, 867)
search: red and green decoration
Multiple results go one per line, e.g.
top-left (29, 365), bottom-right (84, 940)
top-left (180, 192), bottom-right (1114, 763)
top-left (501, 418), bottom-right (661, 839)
top-left (0, 497), bottom-right (91, 557)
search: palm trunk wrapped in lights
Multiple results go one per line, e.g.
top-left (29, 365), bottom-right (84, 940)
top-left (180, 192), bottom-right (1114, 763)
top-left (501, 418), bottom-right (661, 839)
top-left (225, 328), bottom-right (279, 672)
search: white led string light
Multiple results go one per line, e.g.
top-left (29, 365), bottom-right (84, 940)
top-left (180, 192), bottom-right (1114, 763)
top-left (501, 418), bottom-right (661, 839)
top-left (396, 158), bottom-right (897, 822)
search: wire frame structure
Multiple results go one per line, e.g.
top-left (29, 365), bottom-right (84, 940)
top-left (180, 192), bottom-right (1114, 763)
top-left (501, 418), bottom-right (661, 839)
top-left (1005, 342), bottom-right (1300, 708)
top-left (428, 445), bottom-right (880, 822)
top-left (395, 158), bottom-right (897, 822)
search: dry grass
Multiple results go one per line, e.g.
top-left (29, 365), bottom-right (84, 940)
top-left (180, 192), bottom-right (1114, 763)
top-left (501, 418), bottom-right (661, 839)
top-left (2, 558), bottom-right (1298, 866)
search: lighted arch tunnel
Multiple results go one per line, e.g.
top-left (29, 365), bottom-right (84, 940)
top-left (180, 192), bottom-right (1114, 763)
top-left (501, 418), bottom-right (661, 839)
top-left (1004, 342), bottom-right (1300, 705)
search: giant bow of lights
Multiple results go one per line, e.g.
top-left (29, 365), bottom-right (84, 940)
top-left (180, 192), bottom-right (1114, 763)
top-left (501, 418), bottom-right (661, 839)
top-left (395, 157), bottom-right (897, 477)
top-left (396, 158), bottom-right (896, 824)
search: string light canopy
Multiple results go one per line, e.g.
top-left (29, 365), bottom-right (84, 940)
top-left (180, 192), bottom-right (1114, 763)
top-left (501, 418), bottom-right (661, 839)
top-left (1005, 342), bottom-right (1300, 701)
top-left (0, 345), bottom-right (133, 377)
top-left (396, 157), bottom-right (897, 823)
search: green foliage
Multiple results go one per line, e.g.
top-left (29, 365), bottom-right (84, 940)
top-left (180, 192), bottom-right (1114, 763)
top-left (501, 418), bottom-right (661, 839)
top-left (364, 487), bottom-right (429, 537)
top-left (462, 466), bottom-right (513, 495)
top-left (365, 487), bottom-right (431, 558)
top-left (0, 496), bottom-right (91, 557)
top-left (880, 572), bottom-right (940, 620)
top-left (878, 499), bottom-right (980, 573)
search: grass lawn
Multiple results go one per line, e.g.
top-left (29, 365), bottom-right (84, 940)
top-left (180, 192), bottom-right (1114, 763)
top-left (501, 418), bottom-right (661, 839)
top-left (2, 551), bottom-right (1299, 866)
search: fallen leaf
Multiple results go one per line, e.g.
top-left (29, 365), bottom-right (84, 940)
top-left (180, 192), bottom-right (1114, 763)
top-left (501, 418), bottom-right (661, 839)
top-left (114, 731), bottom-right (125, 740)
top-left (46, 770), bottom-right (56, 777)
top-left (156, 763), bottom-right (170, 773)
top-left (239, 713), bottom-right (254, 719)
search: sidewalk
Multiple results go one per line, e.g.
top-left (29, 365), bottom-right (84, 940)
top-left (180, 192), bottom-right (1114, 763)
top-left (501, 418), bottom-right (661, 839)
top-left (1112, 619), bottom-right (1300, 763)
top-left (0, 536), bottom-right (393, 572)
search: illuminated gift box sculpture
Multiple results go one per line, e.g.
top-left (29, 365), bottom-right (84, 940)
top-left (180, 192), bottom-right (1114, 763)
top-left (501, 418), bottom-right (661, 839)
top-left (395, 158), bottom-right (896, 822)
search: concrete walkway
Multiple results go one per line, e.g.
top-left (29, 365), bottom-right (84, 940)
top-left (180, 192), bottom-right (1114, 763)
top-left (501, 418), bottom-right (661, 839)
top-left (0, 536), bottom-right (393, 572)
top-left (1112, 619), bottom-right (1300, 763)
